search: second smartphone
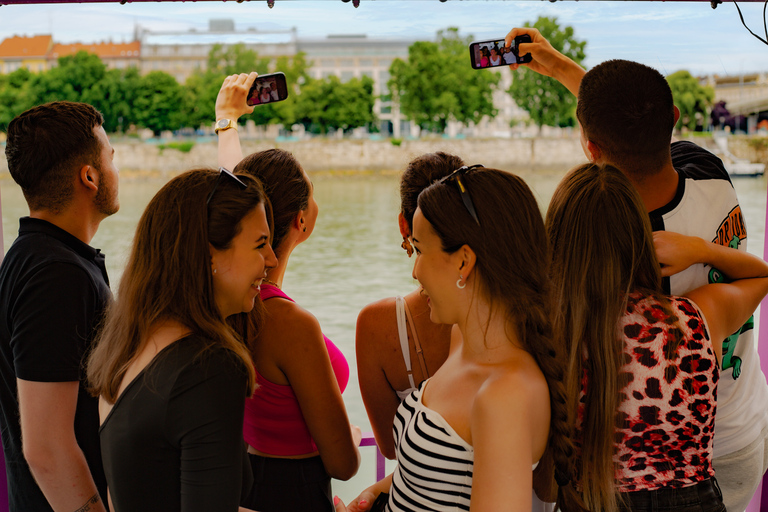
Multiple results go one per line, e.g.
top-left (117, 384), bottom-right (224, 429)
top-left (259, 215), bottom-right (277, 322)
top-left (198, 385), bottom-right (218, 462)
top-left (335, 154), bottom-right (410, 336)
top-left (469, 34), bottom-right (532, 70)
top-left (247, 72), bottom-right (289, 106)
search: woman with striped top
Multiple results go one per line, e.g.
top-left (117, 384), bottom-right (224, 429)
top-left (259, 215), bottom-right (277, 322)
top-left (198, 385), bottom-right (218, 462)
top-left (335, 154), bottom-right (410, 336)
top-left (336, 167), bottom-right (576, 512)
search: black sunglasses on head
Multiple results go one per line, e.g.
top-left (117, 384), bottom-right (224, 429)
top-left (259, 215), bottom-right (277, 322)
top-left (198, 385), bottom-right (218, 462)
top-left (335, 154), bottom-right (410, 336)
top-left (206, 167), bottom-right (248, 205)
top-left (437, 164), bottom-right (484, 225)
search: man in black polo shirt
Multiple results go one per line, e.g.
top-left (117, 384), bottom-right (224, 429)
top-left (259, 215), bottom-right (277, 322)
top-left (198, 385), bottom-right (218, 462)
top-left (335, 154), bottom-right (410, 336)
top-left (0, 101), bottom-right (119, 512)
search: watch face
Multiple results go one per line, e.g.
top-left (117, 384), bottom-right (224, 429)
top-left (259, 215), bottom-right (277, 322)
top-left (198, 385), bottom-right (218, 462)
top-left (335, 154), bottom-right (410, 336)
top-left (217, 119), bottom-right (230, 129)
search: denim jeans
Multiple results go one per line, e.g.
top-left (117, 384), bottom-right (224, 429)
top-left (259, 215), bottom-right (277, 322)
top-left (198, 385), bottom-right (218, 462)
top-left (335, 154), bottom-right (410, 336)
top-left (620, 478), bottom-right (726, 512)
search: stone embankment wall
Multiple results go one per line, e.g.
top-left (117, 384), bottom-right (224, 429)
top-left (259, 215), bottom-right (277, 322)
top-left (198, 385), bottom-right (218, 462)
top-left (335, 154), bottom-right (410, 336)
top-left (2, 136), bottom-right (763, 178)
top-left (0, 137), bottom-right (587, 177)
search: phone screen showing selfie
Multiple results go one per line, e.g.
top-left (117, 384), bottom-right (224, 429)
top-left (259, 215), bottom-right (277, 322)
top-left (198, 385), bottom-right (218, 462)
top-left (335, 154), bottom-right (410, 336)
top-left (247, 72), bottom-right (289, 106)
top-left (469, 35), bottom-right (530, 69)
top-left (469, 39), bottom-right (519, 69)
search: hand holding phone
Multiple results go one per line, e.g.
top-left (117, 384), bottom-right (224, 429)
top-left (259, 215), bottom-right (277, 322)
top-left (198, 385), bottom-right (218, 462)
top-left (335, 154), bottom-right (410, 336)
top-left (215, 72), bottom-right (259, 121)
top-left (247, 72), bottom-right (289, 106)
top-left (469, 34), bottom-right (532, 70)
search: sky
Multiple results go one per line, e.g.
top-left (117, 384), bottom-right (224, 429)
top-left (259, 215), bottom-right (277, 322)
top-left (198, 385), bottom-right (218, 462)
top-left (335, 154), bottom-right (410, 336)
top-left (0, 0), bottom-right (767, 77)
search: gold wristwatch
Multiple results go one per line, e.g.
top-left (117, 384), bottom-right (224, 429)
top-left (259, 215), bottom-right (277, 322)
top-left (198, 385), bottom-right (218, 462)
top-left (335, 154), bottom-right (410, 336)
top-left (214, 119), bottom-right (237, 134)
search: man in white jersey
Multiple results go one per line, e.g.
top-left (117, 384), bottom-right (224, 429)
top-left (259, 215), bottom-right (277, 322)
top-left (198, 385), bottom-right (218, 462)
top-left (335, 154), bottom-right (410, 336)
top-left (505, 27), bottom-right (768, 512)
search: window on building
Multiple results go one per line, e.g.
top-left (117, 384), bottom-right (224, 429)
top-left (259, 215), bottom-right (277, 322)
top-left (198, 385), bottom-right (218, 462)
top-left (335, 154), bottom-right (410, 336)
top-left (341, 70), bottom-right (355, 82)
top-left (339, 58), bottom-right (354, 67)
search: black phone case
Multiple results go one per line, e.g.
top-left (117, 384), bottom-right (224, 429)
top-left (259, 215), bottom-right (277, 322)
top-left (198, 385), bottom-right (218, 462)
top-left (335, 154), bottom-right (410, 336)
top-left (369, 492), bottom-right (389, 512)
top-left (515, 34), bottom-right (533, 64)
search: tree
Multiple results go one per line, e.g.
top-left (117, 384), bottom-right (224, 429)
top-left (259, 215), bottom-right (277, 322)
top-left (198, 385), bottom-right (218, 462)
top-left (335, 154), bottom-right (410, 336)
top-left (508, 17), bottom-right (587, 130)
top-left (27, 51), bottom-right (107, 106)
top-left (180, 70), bottom-right (225, 131)
top-left (207, 43), bottom-right (270, 76)
top-left (133, 71), bottom-right (184, 135)
top-left (388, 27), bottom-right (499, 133)
top-left (88, 67), bottom-right (142, 133)
top-left (667, 70), bottom-right (714, 132)
top-left (295, 75), bottom-right (376, 134)
top-left (0, 68), bottom-right (33, 132)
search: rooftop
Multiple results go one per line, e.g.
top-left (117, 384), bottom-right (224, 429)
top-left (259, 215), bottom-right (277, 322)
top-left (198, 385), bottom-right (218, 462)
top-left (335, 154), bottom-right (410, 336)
top-left (0, 34), bottom-right (52, 59)
top-left (51, 41), bottom-right (140, 59)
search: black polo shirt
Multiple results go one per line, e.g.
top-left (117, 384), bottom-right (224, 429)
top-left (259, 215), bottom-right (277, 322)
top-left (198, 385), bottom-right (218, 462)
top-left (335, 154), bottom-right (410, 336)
top-left (0, 217), bottom-right (110, 511)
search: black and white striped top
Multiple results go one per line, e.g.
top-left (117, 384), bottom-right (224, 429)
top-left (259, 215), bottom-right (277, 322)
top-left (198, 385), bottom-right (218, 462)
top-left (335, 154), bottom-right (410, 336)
top-left (386, 381), bottom-right (474, 512)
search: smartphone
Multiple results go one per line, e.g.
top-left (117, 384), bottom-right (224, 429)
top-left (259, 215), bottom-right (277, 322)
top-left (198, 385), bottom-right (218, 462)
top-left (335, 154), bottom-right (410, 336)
top-left (469, 34), bottom-right (532, 69)
top-left (246, 72), bottom-right (289, 106)
top-left (369, 492), bottom-right (389, 512)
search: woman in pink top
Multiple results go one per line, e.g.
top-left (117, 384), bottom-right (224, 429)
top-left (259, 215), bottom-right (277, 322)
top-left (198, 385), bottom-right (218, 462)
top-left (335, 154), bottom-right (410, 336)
top-left (216, 73), bottom-right (361, 512)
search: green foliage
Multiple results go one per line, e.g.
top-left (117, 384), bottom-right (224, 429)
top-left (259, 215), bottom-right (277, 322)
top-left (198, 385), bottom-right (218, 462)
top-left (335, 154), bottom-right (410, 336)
top-left (667, 70), bottom-right (714, 131)
top-left (295, 75), bottom-right (376, 134)
top-left (0, 45), bottom-right (344, 136)
top-left (207, 43), bottom-right (270, 76)
top-left (508, 17), bottom-right (586, 129)
top-left (388, 28), bottom-right (499, 133)
top-left (0, 68), bottom-right (33, 132)
top-left (27, 51), bottom-right (107, 106)
top-left (390, 138), bottom-right (402, 146)
top-left (88, 68), bottom-right (142, 133)
top-left (133, 71), bottom-right (184, 136)
top-left (180, 70), bottom-right (225, 130)
top-left (157, 141), bottom-right (195, 153)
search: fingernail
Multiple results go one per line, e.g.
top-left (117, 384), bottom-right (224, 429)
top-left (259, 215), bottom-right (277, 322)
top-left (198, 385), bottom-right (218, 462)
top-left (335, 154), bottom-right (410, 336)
top-left (334, 496), bottom-right (340, 506)
top-left (360, 499), bottom-right (368, 506)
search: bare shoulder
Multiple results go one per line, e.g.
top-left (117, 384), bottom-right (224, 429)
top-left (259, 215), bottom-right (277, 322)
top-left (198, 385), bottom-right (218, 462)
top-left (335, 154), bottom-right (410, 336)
top-left (357, 297), bottom-right (397, 327)
top-left (356, 296), bottom-right (398, 346)
top-left (263, 297), bottom-right (324, 349)
top-left (474, 356), bottom-right (548, 418)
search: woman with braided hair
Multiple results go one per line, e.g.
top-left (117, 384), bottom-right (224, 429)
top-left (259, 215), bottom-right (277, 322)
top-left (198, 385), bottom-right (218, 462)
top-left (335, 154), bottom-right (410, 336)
top-left (546, 163), bottom-right (768, 512)
top-left (335, 166), bottom-right (575, 512)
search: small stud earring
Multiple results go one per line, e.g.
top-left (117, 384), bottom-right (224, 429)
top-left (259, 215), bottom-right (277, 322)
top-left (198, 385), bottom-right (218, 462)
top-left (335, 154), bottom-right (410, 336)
top-left (456, 275), bottom-right (466, 289)
top-left (213, 268), bottom-right (217, 274)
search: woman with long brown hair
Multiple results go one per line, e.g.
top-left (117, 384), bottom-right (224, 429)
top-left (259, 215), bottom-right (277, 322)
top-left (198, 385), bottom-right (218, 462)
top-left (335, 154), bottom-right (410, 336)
top-left (87, 168), bottom-right (277, 511)
top-left (356, 152), bottom-right (458, 460)
top-left (337, 166), bottom-right (574, 512)
top-left (216, 74), bottom-right (360, 512)
top-left (546, 163), bottom-right (768, 512)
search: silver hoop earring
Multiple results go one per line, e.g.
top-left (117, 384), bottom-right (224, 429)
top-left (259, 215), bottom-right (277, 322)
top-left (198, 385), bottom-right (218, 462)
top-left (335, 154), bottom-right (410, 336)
top-left (456, 275), bottom-right (466, 289)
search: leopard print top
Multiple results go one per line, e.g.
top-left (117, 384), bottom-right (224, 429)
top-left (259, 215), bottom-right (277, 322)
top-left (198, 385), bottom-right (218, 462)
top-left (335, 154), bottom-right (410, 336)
top-left (576, 293), bottom-right (718, 492)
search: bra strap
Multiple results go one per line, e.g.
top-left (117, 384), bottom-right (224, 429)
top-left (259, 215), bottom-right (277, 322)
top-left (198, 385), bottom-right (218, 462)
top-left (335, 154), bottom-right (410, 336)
top-left (402, 298), bottom-right (429, 379)
top-left (395, 296), bottom-right (416, 389)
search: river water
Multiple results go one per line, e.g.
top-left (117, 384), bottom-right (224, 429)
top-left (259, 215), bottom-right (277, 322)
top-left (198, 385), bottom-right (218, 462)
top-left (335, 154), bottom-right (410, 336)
top-left (2, 168), bottom-right (767, 499)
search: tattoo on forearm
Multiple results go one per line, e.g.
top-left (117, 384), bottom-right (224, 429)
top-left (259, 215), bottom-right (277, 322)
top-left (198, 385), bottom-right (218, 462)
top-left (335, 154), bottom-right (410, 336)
top-left (73, 493), bottom-right (100, 512)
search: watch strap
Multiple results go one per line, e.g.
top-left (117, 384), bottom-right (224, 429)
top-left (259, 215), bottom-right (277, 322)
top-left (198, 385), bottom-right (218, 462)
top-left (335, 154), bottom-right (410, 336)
top-left (214, 119), bottom-right (238, 134)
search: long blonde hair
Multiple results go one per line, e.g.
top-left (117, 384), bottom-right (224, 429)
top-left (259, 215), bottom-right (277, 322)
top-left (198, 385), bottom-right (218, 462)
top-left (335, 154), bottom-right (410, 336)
top-left (87, 169), bottom-right (271, 402)
top-left (546, 163), bottom-right (672, 511)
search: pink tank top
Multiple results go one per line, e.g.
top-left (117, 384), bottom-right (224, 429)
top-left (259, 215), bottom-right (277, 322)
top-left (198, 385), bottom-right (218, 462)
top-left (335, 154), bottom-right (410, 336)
top-left (243, 284), bottom-right (350, 456)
